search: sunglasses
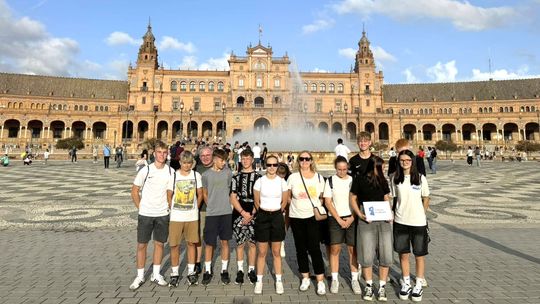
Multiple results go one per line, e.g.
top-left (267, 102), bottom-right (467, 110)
top-left (399, 159), bottom-right (412, 163)
top-left (299, 157), bottom-right (312, 162)
top-left (266, 163), bottom-right (278, 167)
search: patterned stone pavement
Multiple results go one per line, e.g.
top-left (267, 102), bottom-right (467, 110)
top-left (0, 159), bottom-right (539, 303)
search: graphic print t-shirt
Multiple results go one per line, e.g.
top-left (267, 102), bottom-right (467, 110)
top-left (169, 170), bottom-right (202, 222)
top-left (287, 172), bottom-right (326, 219)
top-left (230, 171), bottom-right (261, 219)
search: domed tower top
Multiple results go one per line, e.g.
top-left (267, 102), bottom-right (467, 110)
top-left (137, 19), bottom-right (158, 69)
top-left (354, 28), bottom-right (374, 73)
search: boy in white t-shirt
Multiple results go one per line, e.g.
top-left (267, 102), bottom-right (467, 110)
top-left (167, 151), bottom-right (203, 287)
top-left (129, 141), bottom-right (175, 290)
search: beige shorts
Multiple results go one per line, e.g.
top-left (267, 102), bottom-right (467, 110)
top-left (169, 220), bottom-right (199, 246)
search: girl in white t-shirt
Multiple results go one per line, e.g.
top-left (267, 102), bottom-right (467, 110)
top-left (391, 149), bottom-right (430, 302)
top-left (253, 155), bottom-right (288, 295)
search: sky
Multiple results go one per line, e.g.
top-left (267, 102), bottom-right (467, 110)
top-left (1, 0), bottom-right (539, 84)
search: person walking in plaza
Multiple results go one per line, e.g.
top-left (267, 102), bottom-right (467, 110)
top-left (252, 155), bottom-right (288, 294)
top-left (43, 149), bottom-right (50, 165)
top-left (201, 149), bottom-right (233, 286)
top-left (426, 147), bottom-right (433, 172)
top-left (70, 146), bottom-right (77, 163)
top-left (430, 147), bottom-right (437, 174)
top-left (92, 146), bottom-right (98, 164)
top-left (252, 142), bottom-right (262, 171)
top-left (391, 149), bottom-right (431, 302)
top-left (167, 151), bottom-right (203, 287)
top-left (129, 140), bottom-right (174, 290)
top-left (194, 146), bottom-right (214, 275)
top-left (466, 146), bottom-right (474, 166)
top-left (474, 146), bottom-right (481, 167)
top-left (388, 139), bottom-right (426, 176)
top-left (323, 156), bottom-right (360, 295)
top-left (103, 144), bottom-right (111, 169)
top-left (115, 146), bottom-right (123, 168)
top-left (334, 138), bottom-right (351, 160)
top-left (230, 149), bottom-right (260, 285)
top-left (350, 156), bottom-right (393, 301)
top-left (287, 151), bottom-right (327, 295)
top-left (1, 154), bottom-right (9, 167)
top-left (261, 142), bottom-right (268, 169)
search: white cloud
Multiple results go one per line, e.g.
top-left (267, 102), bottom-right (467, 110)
top-left (302, 18), bottom-right (335, 34)
top-left (372, 46), bottom-right (396, 62)
top-left (426, 60), bottom-right (458, 82)
top-left (105, 31), bottom-right (139, 46)
top-left (312, 68), bottom-right (329, 73)
top-left (332, 0), bottom-right (517, 31)
top-left (178, 56), bottom-right (198, 69)
top-left (159, 36), bottom-right (196, 53)
top-left (470, 66), bottom-right (540, 81)
top-left (199, 53), bottom-right (230, 71)
top-left (402, 68), bottom-right (419, 83)
top-left (338, 48), bottom-right (356, 59)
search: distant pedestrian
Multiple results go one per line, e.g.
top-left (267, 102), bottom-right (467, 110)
top-left (70, 146), bottom-right (77, 163)
top-left (334, 138), bottom-right (351, 160)
top-left (426, 147), bottom-right (433, 172)
top-left (103, 144), bottom-right (111, 169)
top-left (466, 146), bottom-right (474, 166)
top-left (430, 148), bottom-right (437, 174)
top-left (44, 149), bottom-right (50, 165)
top-left (252, 142), bottom-right (262, 171)
top-left (1, 154), bottom-right (10, 166)
top-left (115, 146), bottom-right (123, 168)
top-left (92, 146), bottom-right (98, 164)
top-left (474, 146), bottom-right (481, 167)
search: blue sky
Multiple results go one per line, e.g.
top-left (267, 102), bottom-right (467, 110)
top-left (1, 0), bottom-right (539, 84)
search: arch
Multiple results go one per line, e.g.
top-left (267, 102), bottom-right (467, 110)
top-left (27, 120), bottom-right (43, 139)
top-left (403, 124), bottom-right (417, 141)
top-left (217, 81), bottom-right (224, 91)
top-left (442, 123), bottom-right (456, 141)
top-left (199, 81), bottom-right (206, 91)
top-left (217, 121), bottom-right (226, 137)
top-left (303, 83), bottom-right (308, 92)
top-left (503, 122), bottom-right (519, 142)
top-left (346, 122), bottom-right (357, 141)
top-left (50, 120), bottom-right (65, 139)
top-left (137, 121), bottom-right (149, 140)
top-left (329, 83), bottom-right (335, 93)
top-left (4, 119), bottom-right (21, 138)
top-left (156, 121), bottom-right (168, 140)
top-left (189, 81), bottom-right (196, 91)
top-left (74, 105), bottom-right (79, 111)
top-left (310, 83), bottom-right (317, 93)
top-left (462, 123), bottom-right (476, 141)
top-left (482, 123), bottom-right (497, 141)
top-left (320, 83), bottom-right (326, 93)
top-left (7, 102), bottom-right (12, 108)
top-left (525, 122), bottom-right (540, 140)
top-left (19, 102), bottom-right (23, 109)
top-left (208, 81), bottom-right (215, 91)
top-left (364, 122), bottom-right (375, 135)
top-left (305, 121), bottom-right (315, 130)
top-left (337, 83), bottom-right (344, 93)
top-left (378, 122), bottom-right (389, 140)
top-left (332, 122), bottom-right (343, 134)
top-left (254, 117), bottom-right (271, 131)
top-left (526, 106), bottom-right (530, 112)
top-left (92, 121), bottom-right (107, 139)
top-left (172, 121), bottom-right (182, 139)
top-left (187, 121), bottom-right (198, 138)
top-left (72, 121), bottom-right (86, 139)
top-left (236, 96), bottom-right (245, 108)
top-left (171, 81), bottom-right (177, 91)
top-left (120, 120), bottom-right (133, 140)
top-left (31, 103), bottom-right (35, 109)
top-left (318, 122), bottom-right (328, 133)
top-left (422, 124), bottom-right (436, 141)
top-left (254, 96), bottom-right (264, 108)
top-left (499, 107), bottom-right (504, 113)
top-left (202, 121), bottom-right (213, 138)
top-left (180, 81), bottom-right (187, 91)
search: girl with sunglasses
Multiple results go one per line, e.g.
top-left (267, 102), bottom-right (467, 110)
top-left (287, 151), bottom-right (327, 295)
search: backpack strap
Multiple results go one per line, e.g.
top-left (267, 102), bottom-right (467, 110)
top-left (328, 175), bottom-right (334, 190)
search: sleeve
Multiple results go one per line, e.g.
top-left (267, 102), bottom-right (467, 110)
top-left (389, 177), bottom-right (397, 197)
top-left (281, 178), bottom-right (288, 192)
top-left (286, 174), bottom-right (294, 190)
top-left (420, 175), bottom-right (430, 197)
top-left (253, 178), bottom-right (261, 192)
top-left (195, 172), bottom-right (203, 189)
top-left (133, 166), bottom-right (148, 186)
top-left (230, 175), bottom-right (238, 194)
top-left (323, 178), bottom-right (332, 198)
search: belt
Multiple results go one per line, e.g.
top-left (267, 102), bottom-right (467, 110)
top-left (259, 209), bottom-right (282, 214)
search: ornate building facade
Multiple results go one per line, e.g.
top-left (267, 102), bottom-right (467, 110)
top-left (1, 23), bottom-right (539, 152)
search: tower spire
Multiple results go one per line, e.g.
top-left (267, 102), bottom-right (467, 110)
top-left (258, 24), bottom-right (263, 45)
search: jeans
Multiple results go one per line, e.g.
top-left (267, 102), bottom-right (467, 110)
top-left (290, 217), bottom-right (325, 275)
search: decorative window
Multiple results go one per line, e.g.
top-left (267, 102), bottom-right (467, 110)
top-left (366, 99), bottom-right (370, 107)
top-left (194, 97), bottom-right (201, 111)
top-left (311, 83), bottom-right (317, 93)
top-left (208, 81), bottom-right (215, 91)
top-left (171, 81), bottom-right (177, 91)
top-left (214, 98), bottom-right (222, 111)
top-left (335, 99), bottom-right (342, 112)
top-left (256, 76), bottom-right (262, 88)
top-left (74, 105), bottom-right (79, 111)
top-left (320, 83), bottom-right (326, 93)
top-left (217, 82), bottom-right (224, 92)
top-left (315, 99), bottom-right (322, 113)
top-left (199, 82), bottom-right (205, 91)
top-left (303, 83), bottom-right (308, 92)
top-left (329, 83), bottom-right (335, 93)
top-left (189, 81), bottom-right (196, 91)
top-left (274, 78), bottom-right (280, 88)
top-left (141, 97), bottom-right (146, 104)
top-left (337, 83), bottom-right (344, 93)
top-left (239, 78), bottom-right (244, 87)
top-left (180, 82), bottom-right (187, 91)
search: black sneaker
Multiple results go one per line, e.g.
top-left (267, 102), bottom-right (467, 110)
top-left (187, 272), bottom-right (199, 286)
top-left (194, 262), bottom-right (202, 275)
top-left (202, 272), bottom-right (213, 286)
top-left (248, 270), bottom-right (257, 284)
top-left (411, 285), bottom-right (423, 302)
top-left (235, 270), bottom-right (244, 284)
top-left (169, 275), bottom-right (180, 287)
top-left (221, 271), bottom-right (231, 285)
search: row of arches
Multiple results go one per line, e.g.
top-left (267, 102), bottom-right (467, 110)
top-left (2, 119), bottom-right (107, 139)
top-left (302, 82), bottom-right (344, 94)
top-left (170, 81), bottom-right (224, 92)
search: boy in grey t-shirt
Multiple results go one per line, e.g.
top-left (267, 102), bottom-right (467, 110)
top-left (201, 149), bottom-right (233, 285)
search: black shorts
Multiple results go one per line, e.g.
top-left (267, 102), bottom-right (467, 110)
top-left (328, 216), bottom-right (356, 246)
top-left (393, 222), bottom-right (429, 256)
top-left (137, 215), bottom-right (169, 244)
top-left (255, 210), bottom-right (285, 242)
top-left (318, 218), bottom-right (331, 246)
top-left (204, 214), bottom-right (233, 247)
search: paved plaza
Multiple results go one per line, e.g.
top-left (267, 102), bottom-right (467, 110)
top-left (0, 159), bottom-right (539, 303)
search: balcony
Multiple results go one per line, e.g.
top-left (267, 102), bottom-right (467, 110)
top-left (140, 86), bottom-right (148, 92)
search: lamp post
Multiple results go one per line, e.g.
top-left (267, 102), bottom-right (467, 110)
top-left (344, 103), bottom-right (348, 139)
top-left (221, 102), bottom-right (226, 142)
top-left (330, 110), bottom-right (334, 134)
top-left (188, 108), bottom-right (193, 140)
top-left (179, 100), bottom-right (184, 139)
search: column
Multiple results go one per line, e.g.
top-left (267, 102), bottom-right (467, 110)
top-left (63, 127), bottom-right (67, 138)
top-left (41, 126), bottom-right (45, 139)
top-left (455, 130), bottom-right (459, 142)
top-left (46, 127), bottom-right (50, 139)
top-left (18, 125), bottom-right (22, 138)
top-left (0, 125), bottom-right (3, 139)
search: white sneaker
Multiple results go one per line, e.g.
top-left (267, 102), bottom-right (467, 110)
top-left (275, 281), bottom-right (284, 294)
top-left (411, 285), bottom-right (423, 302)
top-left (351, 280), bottom-right (362, 295)
top-left (299, 278), bottom-right (310, 291)
top-left (330, 279), bottom-right (339, 294)
top-left (280, 242), bottom-right (286, 257)
top-left (416, 277), bottom-right (428, 287)
top-left (254, 281), bottom-right (263, 294)
top-left (150, 273), bottom-right (168, 286)
top-left (129, 276), bottom-right (145, 290)
top-left (316, 281), bottom-right (326, 295)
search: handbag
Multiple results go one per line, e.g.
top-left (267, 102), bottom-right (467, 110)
top-left (300, 173), bottom-right (327, 221)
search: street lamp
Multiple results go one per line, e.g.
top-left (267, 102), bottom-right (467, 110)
top-left (188, 108), bottom-right (193, 140)
top-left (221, 102), bottom-right (226, 142)
top-left (330, 110), bottom-right (334, 134)
top-left (344, 103), bottom-right (348, 139)
top-left (179, 100), bottom-right (184, 139)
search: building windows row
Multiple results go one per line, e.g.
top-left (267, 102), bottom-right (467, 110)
top-left (520, 105), bottom-right (536, 112)
top-left (459, 108), bottom-right (473, 114)
top-left (303, 82), bottom-right (344, 94)
top-left (479, 107), bottom-right (494, 113)
top-left (170, 81), bottom-right (223, 92)
top-left (498, 106), bottom-right (514, 113)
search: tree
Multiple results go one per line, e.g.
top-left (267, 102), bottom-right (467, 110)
top-left (55, 137), bottom-right (84, 150)
top-left (515, 140), bottom-right (540, 154)
top-left (142, 138), bottom-right (159, 150)
top-left (372, 142), bottom-right (388, 153)
top-left (435, 140), bottom-right (458, 158)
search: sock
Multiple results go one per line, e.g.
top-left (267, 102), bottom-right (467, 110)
top-left (153, 265), bottom-right (161, 277)
top-left (248, 265), bottom-right (255, 272)
top-left (416, 277), bottom-right (424, 287)
top-left (403, 276), bottom-right (411, 285)
top-left (237, 260), bottom-right (244, 272)
top-left (137, 268), bottom-right (144, 279)
top-left (221, 260), bottom-right (228, 272)
top-left (275, 274), bottom-right (282, 282)
top-left (171, 266), bottom-right (179, 276)
top-left (188, 264), bottom-right (195, 274)
top-left (379, 280), bottom-right (386, 288)
top-left (331, 272), bottom-right (338, 281)
top-left (257, 275), bottom-right (263, 282)
top-left (351, 272), bottom-right (359, 281)
top-left (366, 279), bottom-right (373, 286)
top-left (205, 261), bottom-right (212, 273)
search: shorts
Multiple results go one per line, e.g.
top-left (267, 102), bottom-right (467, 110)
top-left (169, 220), bottom-right (199, 246)
top-left (204, 214), bottom-right (233, 247)
top-left (356, 220), bottom-right (393, 267)
top-left (233, 215), bottom-right (255, 245)
top-left (393, 222), bottom-right (429, 256)
top-left (318, 218), bottom-right (331, 246)
top-left (137, 215), bottom-right (169, 244)
top-left (328, 216), bottom-right (356, 246)
top-left (255, 210), bottom-right (285, 242)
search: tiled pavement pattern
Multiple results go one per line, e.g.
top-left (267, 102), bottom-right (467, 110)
top-left (0, 159), bottom-right (539, 303)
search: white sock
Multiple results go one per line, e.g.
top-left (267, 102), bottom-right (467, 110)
top-left (188, 264), bottom-right (195, 274)
top-left (205, 261), bottom-right (212, 273)
top-left (366, 279), bottom-right (373, 286)
top-left (257, 275), bottom-right (263, 282)
top-left (221, 260), bottom-right (228, 272)
top-left (137, 268), bottom-right (144, 279)
top-left (331, 272), bottom-right (338, 280)
top-left (275, 274), bottom-right (282, 282)
top-left (237, 260), bottom-right (244, 272)
top-left (351, 272), bottom-right (359, 281)
top-left (403, 276), bottom-right (411, 285)
top-left (171, 266), bottom-right (179, 276)
top-left (248, 265), bottom-right (255, 272)
top-left (380, 280), bottom-right (386, 287)
top-left (416, 278), bottom-right (424, 287)
top-left (153, 265), bottom-right (161, 277)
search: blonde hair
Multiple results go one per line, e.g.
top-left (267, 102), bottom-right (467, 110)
top-left (293, 150), bottom-right (317, 173)
top-left (180, 151), bottom-right (194, 163)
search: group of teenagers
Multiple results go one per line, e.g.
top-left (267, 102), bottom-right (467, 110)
top-left (129, 131), bottom-right (431, 302)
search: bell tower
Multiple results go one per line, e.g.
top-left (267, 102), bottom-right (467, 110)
top-left (137, 20), bottom-right (158, 69)
top-left (354, 29), bottom-right (375, 73)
